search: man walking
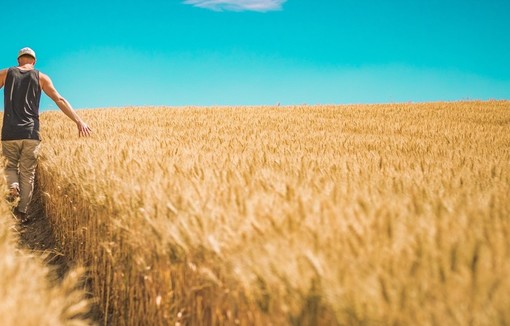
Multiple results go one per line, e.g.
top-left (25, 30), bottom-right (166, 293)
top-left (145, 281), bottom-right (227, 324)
top-left (0, 47), bottom-right (92, 223)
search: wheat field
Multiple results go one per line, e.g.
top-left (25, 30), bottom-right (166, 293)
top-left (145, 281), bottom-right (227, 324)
top-left (8, 100), bottom-right (508, 325)
top-left (0, 176), bottom-right (93, 325)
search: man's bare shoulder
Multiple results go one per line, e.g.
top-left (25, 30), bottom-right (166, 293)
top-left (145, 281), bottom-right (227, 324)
top-left (0, 68), bottom-right (8, 85)
top-left (38, 72), bottom-right (52, 87)
top-left (39, 71), bottom-right (50, 80)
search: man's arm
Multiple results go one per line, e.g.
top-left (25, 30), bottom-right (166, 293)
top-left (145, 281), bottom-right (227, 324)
top-left (0, 69), bottom-right (7, 89)
top-left (39, 72), bottom-right (92, 137)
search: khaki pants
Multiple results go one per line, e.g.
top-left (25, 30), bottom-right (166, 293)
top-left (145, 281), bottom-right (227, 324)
top-left (2, 140), bottom-right (41, 213)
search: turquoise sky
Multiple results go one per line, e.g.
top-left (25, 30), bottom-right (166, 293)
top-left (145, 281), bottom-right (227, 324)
top-left (1, 0), bottom-right (509, 110)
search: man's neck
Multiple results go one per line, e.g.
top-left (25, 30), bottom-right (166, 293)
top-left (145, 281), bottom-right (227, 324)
top-left (17, 63), bottom-right (35, 70)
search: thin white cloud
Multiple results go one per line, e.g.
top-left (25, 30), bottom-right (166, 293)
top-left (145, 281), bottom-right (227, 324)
top-left (183, 0), bottom-right (286, 12)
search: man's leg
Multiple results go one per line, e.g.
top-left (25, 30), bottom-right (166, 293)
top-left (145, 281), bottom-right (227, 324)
top-left (1, 140), bottom-right (22, 197)
top-left (17, 140), bottom-right (41, 213)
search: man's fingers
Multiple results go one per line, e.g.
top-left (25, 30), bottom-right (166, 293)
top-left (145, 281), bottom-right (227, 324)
top-left (78, 124), bottom-right (92, 137)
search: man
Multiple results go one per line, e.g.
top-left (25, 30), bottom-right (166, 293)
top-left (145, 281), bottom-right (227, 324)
top-left (0, 47), bottom-right (92, 223)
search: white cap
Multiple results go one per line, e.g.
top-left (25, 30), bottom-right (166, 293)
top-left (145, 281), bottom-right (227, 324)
top-left (18, 47), bottom-right (36, 59)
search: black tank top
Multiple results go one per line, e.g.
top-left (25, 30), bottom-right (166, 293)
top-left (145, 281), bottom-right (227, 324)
top-left (2, 67), bottom-right (41, 141)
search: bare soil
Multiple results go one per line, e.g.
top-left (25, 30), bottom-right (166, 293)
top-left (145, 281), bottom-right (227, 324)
top-left (14, 179), bottom-right (102, 323)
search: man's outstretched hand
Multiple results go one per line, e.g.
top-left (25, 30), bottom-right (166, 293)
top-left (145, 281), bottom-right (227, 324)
top-left (77, 121), bottom-right (92, 137)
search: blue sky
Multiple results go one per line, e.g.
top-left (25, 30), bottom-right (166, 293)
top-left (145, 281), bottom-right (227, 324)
top-left (1, 0), bottom-right (509, 110)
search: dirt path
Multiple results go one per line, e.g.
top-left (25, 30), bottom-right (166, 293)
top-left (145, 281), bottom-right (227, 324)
top-left (14, 180), bottom-right (102, 322)
top-left (16, 185), bottom-right (70, 279)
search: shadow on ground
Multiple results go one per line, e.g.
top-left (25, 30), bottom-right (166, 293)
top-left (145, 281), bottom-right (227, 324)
top-left (16, 182), bottom-right (70, 278)
top-left (14, 178), bottom-right (102, 323)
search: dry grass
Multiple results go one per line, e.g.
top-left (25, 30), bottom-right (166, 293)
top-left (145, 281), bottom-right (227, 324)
top-left (0, 177), bottom-right (94, 325)
top-left (34, 101), bottom-right (510, 325)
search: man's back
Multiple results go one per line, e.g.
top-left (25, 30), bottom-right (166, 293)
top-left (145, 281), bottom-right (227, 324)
top-left (0, 47), bottom-right (91, 223)
top-left (2, 67), bottom-right (41, 141)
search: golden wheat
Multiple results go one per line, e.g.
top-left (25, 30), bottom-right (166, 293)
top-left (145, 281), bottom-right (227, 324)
top-left (33, 101), bottom-right (510, 325)
top-left (0, 175), bottom-right (94, 325)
